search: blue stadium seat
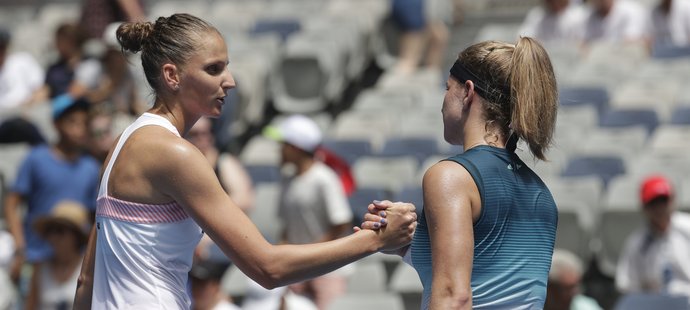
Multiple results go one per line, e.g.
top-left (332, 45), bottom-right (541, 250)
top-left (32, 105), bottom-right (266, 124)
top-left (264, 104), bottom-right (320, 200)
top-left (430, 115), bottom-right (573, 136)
top-left (670, 106), bottom-right (690, 125)
top-left (380, 137), bottom-right (440, 165)
top-left (614, 293), bottom-right (689, 310)
top-left (561, 155), bottom-right (626, 189)
top-left (599, 108), bottom-right (659, 135)
top-left (250, 19), bottom-right (301, 43)
top-left (245, 164), bottom-right (281, 185)
top-left (393, 186), bottom-right (423, 218)
top-left (349, 188), bottom-right (389, 225)
top-left (558, 86), bottom-right (609, 113)
top-left (651, 45), bottom-right (690, 59)
top-left (322, 139), bottom-right (372, 165)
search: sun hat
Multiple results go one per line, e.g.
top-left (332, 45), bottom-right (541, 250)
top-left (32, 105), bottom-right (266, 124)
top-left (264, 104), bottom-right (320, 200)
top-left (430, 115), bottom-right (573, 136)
top-left (33, 200), bottom-right (90, 244)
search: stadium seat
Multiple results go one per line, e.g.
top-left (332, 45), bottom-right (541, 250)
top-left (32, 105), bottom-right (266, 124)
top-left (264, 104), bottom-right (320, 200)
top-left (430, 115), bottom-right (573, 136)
top-left (544, 176), bottom-right (603, 231)
top-left (669, 106), bottom-right (690, 125)
top-left (240, 136), bottom-right (281, 166)
top-left (353, 156), bottom-right (419, 193)
top-left (221, 265), bottom-right (249, 298)
top-left (322, 139), bottom-right (373, 165)
top-left (327, 293), bottom-right (405, 310)
top-left (554, 202), bottom-right (594, 263)
top-left (250, 18), bottom-right (301, 43)
top-left (271, 33), bottom-right (347, 113)
top-left (630, 152), bottom-right (689, 181)
top-left (578, 126), bottom-right (648, 158)
top-left (614, 293), bottom-right (689, 310)
top-left (249, 183), bottom-right (282, 243)
top-left (0, 143), bottom-right (30, 186)
top-left (347, 261), bottom-right (387, 293)
top-left (561, 155), bottom-right (626, 189)
top-left (598, 108), bottom-right (659, 136)
top-left (597, 176), bottom-right (649, 276)
top-left (651, 45), bottom-right (690, 59)
top-left (380, 137), bottom-right (441, 165)
top-left (649, 125), bottom-right (690, 155)
top-left (327, 110), bottom-right (396, 151)
top-left (393, 185), bottom-right (423, 219)
top-left (245, 164), bottom-right (281, 185)
top-left (351, 88), bottom-right (416, 112)
top-left (389, 262), bottom-right (423, 310)
top-left (348, 187), bottom-right (389, 225)
top-left (558, 86), bottom-right (609, 113)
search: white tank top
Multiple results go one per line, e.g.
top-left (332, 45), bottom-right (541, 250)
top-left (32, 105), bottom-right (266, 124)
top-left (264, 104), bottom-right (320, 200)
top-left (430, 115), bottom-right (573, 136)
top-left (92, 113), bottom-right (203, 309)
top-left (39, 262), bottom-right (81, 310)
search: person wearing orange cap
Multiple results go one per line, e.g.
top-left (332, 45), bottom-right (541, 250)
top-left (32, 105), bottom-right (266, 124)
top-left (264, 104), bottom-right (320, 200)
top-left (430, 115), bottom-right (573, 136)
top-left (616, 175), bottom-right (690, 299)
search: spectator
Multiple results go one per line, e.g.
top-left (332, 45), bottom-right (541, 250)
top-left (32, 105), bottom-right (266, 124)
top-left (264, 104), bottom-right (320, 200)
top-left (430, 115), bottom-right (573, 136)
top-left (519, 0), bottom-right (588, 43)
top-left (186, 117), bottom-right (254, 213)
top-left (545, 249), bottom-right (602, 310)
top-left (86, 107), bottom-right (115, 163)
top-left (189, 245), bottom-right (239, 310)
top-left (0, 26), bottom-right (47, 146)
top-left (390, 0), bottom-right (450, 75)
top-left (80, 0), bottom-right (146, 39)
top-left (616, 175), bottom-right (690, 298)
top-left (648, 0), bottom-right (690, 47)
top-left (2, 98), bottom-right (99, 285)
top-left (87, 22), bottom-right (146, 118)
top-left (0, 26), bottom-right (45, 112)
top-left (581, 0), bottom-right (650, 44)
top-left (268, 115), bottom-right (353, 310)
top-left (44, 23), bottom-right (102, 106)
top-left (25, 201), bottom-right (89, 310)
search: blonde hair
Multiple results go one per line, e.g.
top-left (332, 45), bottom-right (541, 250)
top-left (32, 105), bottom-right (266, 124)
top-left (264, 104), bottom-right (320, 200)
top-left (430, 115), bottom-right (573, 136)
top-left (457, 37), bottom-right (557, 160)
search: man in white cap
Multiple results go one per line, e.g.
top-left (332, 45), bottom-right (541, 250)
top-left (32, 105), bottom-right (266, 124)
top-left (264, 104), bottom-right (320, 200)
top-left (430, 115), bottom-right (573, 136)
top-left (268, 114), bottom-right (353, 310)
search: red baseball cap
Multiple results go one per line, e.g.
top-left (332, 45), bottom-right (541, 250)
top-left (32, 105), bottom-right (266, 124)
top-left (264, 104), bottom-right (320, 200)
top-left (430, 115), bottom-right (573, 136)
top-left (640, 175), bottom-right (673, 205)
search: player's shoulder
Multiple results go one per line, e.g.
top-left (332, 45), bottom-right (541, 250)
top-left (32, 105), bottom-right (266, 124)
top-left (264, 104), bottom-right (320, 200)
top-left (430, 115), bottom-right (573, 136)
top-left (129, 126), bottom-right (203, 169)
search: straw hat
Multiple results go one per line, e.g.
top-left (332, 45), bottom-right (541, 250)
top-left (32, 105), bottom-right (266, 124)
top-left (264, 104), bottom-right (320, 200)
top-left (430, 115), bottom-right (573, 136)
top-left (33, 200), bottom-right (90, 245)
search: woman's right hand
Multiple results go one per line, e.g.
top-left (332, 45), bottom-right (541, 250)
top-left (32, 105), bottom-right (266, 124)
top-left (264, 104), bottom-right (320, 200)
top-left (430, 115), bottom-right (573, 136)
top-left (365, 200), bottom-right (417, 252)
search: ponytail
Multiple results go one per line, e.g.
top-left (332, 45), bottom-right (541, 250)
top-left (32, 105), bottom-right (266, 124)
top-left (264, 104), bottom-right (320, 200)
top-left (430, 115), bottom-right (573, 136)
top-left (509, 37), bottom-right (557, 161)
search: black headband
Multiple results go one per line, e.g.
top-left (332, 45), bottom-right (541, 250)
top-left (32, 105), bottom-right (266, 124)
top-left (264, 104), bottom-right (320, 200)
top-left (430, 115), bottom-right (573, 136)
top-left (449, 61), bottom-right (511, 105)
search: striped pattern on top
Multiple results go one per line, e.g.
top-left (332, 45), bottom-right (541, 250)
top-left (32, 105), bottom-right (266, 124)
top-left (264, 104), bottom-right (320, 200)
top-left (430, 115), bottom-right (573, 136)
top-left (97, 195), bottom-right (190, 223)
top-left (411, 146), bottom-right (557, 309)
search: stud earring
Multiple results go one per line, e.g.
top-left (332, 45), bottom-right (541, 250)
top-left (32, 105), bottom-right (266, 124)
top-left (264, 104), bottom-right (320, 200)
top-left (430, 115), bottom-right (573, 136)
top-left (173, 84), bottom-right (179, 91)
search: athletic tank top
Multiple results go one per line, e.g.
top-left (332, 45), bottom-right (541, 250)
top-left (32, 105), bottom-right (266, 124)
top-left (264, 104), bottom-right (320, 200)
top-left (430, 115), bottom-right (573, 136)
top-left (92, 113), bottom-right (203, 309)
top-left (410, 146), bottom-right (558, 309)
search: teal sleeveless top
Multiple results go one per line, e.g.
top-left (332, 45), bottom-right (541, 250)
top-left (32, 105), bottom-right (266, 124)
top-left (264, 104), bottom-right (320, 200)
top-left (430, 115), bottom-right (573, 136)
top-left (410, 146), bottom-right (558, 309)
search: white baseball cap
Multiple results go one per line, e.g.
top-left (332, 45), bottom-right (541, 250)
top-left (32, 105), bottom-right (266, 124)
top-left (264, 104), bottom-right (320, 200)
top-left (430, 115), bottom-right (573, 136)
top-left (264, 115), bottom-right (322, 152)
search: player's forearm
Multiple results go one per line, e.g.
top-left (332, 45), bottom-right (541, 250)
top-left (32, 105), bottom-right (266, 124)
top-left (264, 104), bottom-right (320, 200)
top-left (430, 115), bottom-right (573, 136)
top-left (249, 230), bottom-right (380, 289)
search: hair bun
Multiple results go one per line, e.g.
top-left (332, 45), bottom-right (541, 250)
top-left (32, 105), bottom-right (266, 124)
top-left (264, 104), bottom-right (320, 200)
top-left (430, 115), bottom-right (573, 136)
top-left (116, 22), bottom-right (154, 53)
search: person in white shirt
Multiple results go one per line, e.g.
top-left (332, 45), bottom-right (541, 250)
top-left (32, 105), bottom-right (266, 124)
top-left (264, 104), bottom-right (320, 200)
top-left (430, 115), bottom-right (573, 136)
top-left (0, 27), bottom-right (44, 111)
top-left (648, 0), bottom-right (690, 47)
top-left (581, 0), bottom-right (650, 44)
top-left (270, 115), bottom-right (354, 310)
top-left (616, 175), bottom-right (690, 299)
top-left (519, 0), bottom-right (588, 43)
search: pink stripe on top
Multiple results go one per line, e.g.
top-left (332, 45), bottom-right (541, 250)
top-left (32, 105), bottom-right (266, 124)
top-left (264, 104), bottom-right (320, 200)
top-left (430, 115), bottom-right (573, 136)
top-left (97, 195), bottom-right (190, 224)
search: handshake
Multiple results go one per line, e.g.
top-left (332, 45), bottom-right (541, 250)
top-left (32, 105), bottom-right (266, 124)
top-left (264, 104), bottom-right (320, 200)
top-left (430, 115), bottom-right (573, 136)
top-left (354, 200), bottom-right (418, 255)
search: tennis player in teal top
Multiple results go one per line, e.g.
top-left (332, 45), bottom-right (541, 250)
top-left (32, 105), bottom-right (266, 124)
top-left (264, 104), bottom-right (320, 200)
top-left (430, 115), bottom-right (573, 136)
top-left (363, 37), bottom-right (559, 309)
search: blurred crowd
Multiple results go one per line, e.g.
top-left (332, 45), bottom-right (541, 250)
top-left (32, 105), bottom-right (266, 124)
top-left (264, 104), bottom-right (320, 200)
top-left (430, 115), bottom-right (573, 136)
top-left (519, 0), bottom-right (690, 50)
